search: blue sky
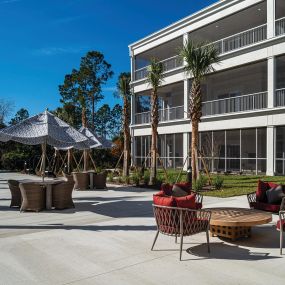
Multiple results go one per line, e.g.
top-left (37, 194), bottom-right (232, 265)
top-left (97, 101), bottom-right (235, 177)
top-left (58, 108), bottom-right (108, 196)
top-left (0, 0), bottom-right (215, 121)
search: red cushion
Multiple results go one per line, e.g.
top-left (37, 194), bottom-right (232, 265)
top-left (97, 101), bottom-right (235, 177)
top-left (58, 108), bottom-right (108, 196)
top-left (174, 182), bottom-right (191, 193)
top-left (153, 194), bottom-right (175, 207)
top-left (277, 219), bottom-right (285, 231)
top-left (256, 180), bottom-right (269, 202)
top-left (161, 183), bottom-right (173, 196)
top-left (175, 194), bottom-right (196, 209)
top-left (268, 182), bottom-right (279, 189)
top-left (250, 202), bottom-right (280, 213)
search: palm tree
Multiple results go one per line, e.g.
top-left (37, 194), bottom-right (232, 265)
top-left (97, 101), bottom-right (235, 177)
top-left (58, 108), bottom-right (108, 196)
top-left (115, 72), bottom-right (131, 177)
top-left (147, 58), bottom-right (164, 185)
top-left (180, 41), bottom-right (220, 183)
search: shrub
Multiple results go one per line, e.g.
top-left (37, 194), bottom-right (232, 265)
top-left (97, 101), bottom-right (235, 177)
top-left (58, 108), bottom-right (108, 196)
top-left (108, 172), bottom-right (114, 183)
top-left (118, 176), bottom-right (123, 184)
top-left (132, 173), bottom-right (140, 186)
top-left (124, 176), bottom-right (130, 185)
top-left (143, 171), bottom-right (150, 185)
top-left (193, 175), bottom-right (207, 192)
top-left (213, 175), bottom-right (224, 190)
top-left (1, 151), bottom-right (28, 171)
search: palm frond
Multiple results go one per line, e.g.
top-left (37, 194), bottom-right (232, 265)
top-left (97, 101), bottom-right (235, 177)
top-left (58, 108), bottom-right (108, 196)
top-left (180, 40), bottom-right (220, 81)
top-left (146, 58), bottom-right (164, 90)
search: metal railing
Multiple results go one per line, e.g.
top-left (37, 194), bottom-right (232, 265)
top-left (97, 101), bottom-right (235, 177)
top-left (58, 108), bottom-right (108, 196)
top-left (209, 23), bottom-right (267, 54)
top-left (134, 105), bottom-right (184, 125)
top-left (134, 24), bottom-right (267, 81)
top-left (275, 88), bottom-right (285, 107)
top-left (276, 17), bottom-right (285, 36)
top-left (134, 55), bottom-right (183, 81)
top-left (202, 91), bottom-right (268, 116)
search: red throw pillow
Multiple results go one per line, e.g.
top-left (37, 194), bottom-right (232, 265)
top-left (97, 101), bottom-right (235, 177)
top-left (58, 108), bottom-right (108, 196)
top-left (268, 182), bottom-right (279, 189)
top-left (256, 180), bottom-right (269, 202)
top-left (153, 194), bottom-right (175, 207)
top-left (175, 182), bottom-right (191, 194)
top-left (175, 194), bottom-right (196, 209)
top-left (161, 183), bottom-right (173, 196)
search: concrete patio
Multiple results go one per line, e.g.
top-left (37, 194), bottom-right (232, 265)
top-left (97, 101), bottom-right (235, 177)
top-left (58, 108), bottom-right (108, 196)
top-left (0, 172), bottom-right (284, 285)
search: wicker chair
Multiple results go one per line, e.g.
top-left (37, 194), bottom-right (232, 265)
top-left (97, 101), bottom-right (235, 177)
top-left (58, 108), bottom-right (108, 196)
top-left (72, 172), bottom-right (89, 191)
top-left (63, 172), bottom-right (75, 183)
top-left (52, 181), bottom-right (75, 210)
top-left (152, 205), bottom-right (211, 260)
top-left (19, 183), bottom-right (46, 212)
top-left (93, 172), bottom-right (107, 189)
top-left (8, 179), bottom-right (22, 208)
top-left (277, 211), bottom-right (285, 255)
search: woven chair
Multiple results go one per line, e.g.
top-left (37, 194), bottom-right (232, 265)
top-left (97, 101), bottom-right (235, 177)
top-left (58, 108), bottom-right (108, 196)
top-left (8, 179), bottom-right (22, 208)
top-left (93, 172), bottom-right (107, 189)
top-left (63, 172), bottom-right (75, 183)
top-left (152, 205), bottom-right (211, 260)
top-left (52, 181), bottom-right (75, 210)
top-left (72, 172), bottom-right (89, 191)
top-left (277, 210), bottom-right (285, 255)
top-left (19, 183), bottom-right (46, 212)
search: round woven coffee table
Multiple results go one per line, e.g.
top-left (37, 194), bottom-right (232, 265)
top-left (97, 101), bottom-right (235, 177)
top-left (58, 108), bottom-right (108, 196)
top-left (208, 207), bottom-right (272, 241)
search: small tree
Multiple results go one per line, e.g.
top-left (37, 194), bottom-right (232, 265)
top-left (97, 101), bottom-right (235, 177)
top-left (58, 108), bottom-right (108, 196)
top-left (9, 108), bottom-right (29, 125)
top-left (180, 41), bottom-right (219, 183)
top-left (147, 59), bottom-right (164, 185)
top-left (115, 72), bottom-right (131, 177)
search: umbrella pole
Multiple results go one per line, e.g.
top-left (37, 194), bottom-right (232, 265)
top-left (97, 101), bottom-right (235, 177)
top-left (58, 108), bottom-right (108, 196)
top-left (83, 149), bottom-right (89, 172)
top-left (67, 149), bottom-right (72, 174)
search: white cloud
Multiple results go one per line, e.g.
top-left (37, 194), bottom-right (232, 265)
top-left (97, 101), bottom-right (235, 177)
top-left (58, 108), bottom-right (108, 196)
top-left (0, 0), bottom-right (21, 4)
top-left (33, 47), bottom-right (88, 56)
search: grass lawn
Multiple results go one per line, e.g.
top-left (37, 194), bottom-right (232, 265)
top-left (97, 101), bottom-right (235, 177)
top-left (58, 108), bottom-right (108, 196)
top-left (156, 170), bottom-right (285, 198)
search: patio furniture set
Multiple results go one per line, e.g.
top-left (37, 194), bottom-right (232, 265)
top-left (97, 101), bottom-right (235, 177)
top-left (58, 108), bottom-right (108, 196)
top-left (8, 171), bottom-right (107, 212)
top-left (152, 180), bottom-right (285, 260)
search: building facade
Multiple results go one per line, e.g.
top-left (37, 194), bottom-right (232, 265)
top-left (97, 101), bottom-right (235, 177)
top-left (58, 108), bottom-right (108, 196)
top-left (129, 0), bottom-right (285, 176)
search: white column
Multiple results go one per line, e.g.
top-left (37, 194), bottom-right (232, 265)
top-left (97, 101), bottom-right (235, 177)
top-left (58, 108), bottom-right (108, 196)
top-left (130, 49), bottom-right (135, 82)
top-left (183, 132), bottom-right (189, 170)
top-left (266, 126), bottom-right (275, 176)
top-left (268, 56), bottom-right (276, 108)
top-left (130, 93), bottom-right (135, 125)
top-left (131, 129), bottom-right (135, 167)
top-left (267, 0), bottom-right (276, 39)
top-left (184, 79), bottom-right (189, 119)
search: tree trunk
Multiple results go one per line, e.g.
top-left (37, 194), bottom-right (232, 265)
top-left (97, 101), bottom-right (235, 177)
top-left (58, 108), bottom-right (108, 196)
top-left (189, 79), bottom-right (202, 183)
top-left (122, 96), bottom-right (130, 177)
top-left (150, 89), bottom-right (159, 185)
top-left (92, 95), bottom-right (95, 130)
top-left (82, 106), bottom-right (89, 171)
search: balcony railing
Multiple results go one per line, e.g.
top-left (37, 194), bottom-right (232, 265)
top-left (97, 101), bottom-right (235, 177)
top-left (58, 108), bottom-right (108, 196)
top-left (210, 23), bottom-right (267, 54)
top-left (134, 105), bottom-right (184, 125)
top-left (134, 24), bottom-right (267, 81)
top-left (276, 17), bottom-right (285, 36)
top-left (202, 91), bottom-right (268, 116)
top-left (134, 55), bottom-right (183, 81)
top-left (275, 88), bottom-right (285, 107)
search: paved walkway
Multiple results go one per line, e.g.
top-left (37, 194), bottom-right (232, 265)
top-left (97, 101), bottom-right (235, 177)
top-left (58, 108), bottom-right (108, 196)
top-left (0, 173), bottom-right (283, 285)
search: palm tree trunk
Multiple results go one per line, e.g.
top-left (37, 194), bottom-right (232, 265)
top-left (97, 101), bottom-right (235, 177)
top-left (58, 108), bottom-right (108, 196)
top-left (123, 96), bottom-right (130, 177)
top-left (189, 79), bottom-right (202, 183)
top-left (150, 89), bottom-right (159, 185)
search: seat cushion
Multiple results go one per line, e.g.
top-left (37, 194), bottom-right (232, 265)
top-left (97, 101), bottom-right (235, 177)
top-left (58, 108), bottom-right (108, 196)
top-left (266, 185), bottom-right (285, 204)
top-left (277, 219), bottom-right (285, 231)
top-left (175, 183), bottom-right (191, 194)
top-left (256, 180), bottom-right (269, 202)
top-left (161, 183), bottom-right (173, 196)
top-left (172, 184), bottom-right (188, 197)
top-left (251, 202), bottom-right (280, 213)
top-left (175, 194), bottom-right (196, 209)
top-left (153, 194), bottom-right (175, 207)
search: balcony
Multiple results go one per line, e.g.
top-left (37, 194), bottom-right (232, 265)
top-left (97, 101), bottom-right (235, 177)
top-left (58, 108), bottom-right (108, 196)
top-left (134, 24), bottom-right (267, 81)
top-left (202, 91), bottom-right (268, 117)
top-left (275, 88), bottom-right (285, 107)
top-left (135, 55), bottom-right (183, 81)
top-left (276, 17), bottom-right (285, 36)
top-left (210, 24), bottom-right (267, 55)
top-left (134, 105), bottom-right (184, 125)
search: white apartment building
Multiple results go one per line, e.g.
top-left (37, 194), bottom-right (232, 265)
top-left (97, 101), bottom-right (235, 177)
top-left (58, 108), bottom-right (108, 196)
top-left (128, 0), bottom-right (285, 176)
